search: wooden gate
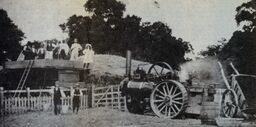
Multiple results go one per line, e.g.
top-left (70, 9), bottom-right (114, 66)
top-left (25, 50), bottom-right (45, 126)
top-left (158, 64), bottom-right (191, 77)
top-left (92, 85), bottom-right (126, 111)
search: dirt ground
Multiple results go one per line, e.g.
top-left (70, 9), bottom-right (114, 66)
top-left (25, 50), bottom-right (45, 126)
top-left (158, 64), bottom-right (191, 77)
top-left (1, 108), bottom-right (217, 127)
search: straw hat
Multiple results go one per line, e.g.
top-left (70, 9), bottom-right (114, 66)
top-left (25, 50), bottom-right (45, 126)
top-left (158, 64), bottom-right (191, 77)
top-left (85, 44), bottom-right (92, 49)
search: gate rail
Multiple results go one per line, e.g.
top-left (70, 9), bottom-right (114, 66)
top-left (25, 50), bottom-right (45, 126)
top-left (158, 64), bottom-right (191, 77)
top-left (92, 85), bottom-right (126, 111)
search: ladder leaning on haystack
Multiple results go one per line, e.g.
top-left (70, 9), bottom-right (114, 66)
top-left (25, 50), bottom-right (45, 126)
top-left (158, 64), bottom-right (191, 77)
top-left (13, 60), bottom-right (34, 98)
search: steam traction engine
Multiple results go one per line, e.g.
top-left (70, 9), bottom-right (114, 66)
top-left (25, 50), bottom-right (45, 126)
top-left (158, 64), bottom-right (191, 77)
top-left (120, 62), bottom-right (218, 119)
top-left (121, 61), bottom-right (256, 121)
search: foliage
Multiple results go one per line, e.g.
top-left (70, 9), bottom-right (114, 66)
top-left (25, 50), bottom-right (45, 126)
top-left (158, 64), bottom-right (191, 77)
top-left (219, 0), bottom-right (256, 74)
top-left (235, 0), bottom-right (256, 32)
top-left (220, 31), bottom-right (256, 74)
top-left (0, 9), bottom-right (24, 64)
top-left (84, 73), bottom-right (123, 87)
top-left (134, 22), bottom-right (193, 69)
top-left (217, 1), bottom-right (256, 101)
top-left (199, 38), bottom-right (226, 57)
top-left (60, 0), bottom-right (193, 69)
top-left (84, 0), bottom-right (125, 20)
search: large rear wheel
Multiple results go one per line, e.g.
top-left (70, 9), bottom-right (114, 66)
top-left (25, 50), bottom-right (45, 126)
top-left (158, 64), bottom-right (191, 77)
top-left (150, 80), bottom-right (188, 118)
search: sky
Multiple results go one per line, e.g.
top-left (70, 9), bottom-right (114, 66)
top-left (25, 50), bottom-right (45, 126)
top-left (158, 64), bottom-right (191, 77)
top-left (0, 0), bottom-right (250, 54)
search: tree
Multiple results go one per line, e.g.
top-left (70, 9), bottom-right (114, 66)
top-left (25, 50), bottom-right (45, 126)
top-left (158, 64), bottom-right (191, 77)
top-left (60, 15), bottom-right (92, 46)
top-left (85, 0), bottom-right (126, 54)
top-left (218, 1), bottom-right (256, 102)
top-left (220, 31), bottom-right (256, 74)
top-left (200, 38), bottom-right (226, 57)
top-left (115, 15), bottom-right (142, 55)
top-left (134, 22), bottom-right (193, 69)
top-left (84, 0), bottom-right (125, 21)
top-left (235, 0), bottom-right (256, 32)
top-left (0, 9), bottom-right (24, 64)
top-left (219, 0), bottom-right (256, 74)
top-left (61, 0), bottom-right (193, 69)
top-left (60, 0), bottom-right (126, 54)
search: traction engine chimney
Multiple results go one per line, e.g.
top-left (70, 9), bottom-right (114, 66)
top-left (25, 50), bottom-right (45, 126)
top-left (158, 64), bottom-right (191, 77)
top-left (126, 50), bottom-right (132, 79)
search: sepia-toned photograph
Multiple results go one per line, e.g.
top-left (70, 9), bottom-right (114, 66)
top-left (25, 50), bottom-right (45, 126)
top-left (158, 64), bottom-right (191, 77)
top-left (0, 0), bottom-right (256, 126)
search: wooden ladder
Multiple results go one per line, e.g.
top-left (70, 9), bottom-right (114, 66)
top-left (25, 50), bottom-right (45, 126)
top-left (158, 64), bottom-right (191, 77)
top-left (13, 60), bottom-right (34, 97)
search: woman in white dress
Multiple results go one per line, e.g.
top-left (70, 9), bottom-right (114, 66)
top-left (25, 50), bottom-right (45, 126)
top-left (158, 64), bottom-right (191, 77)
top-left (70, 38), bottom-right (82, 61)
top-left (82, 44), bottom-right (94, 69)
top-left (58, 40), bottom-right (70, 59)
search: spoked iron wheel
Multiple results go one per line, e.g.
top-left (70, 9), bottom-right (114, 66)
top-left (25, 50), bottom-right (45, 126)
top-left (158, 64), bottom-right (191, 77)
top-left (150, 80), bottom-right (188, 118)
top-left (147, 62), bottom-right (174, 83)
top-left (221, 89), bottom-right (238, 118)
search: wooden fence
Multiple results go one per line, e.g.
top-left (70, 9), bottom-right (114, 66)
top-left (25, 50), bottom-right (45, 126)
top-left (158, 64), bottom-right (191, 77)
top-left (92, 85), bottom-right (126, 111)
top-left (0, 85), bottom-right (126, 115)
top-left (1, 96), bottom-right (52, 115)
top-left (0, 87), bottom-right (88, 116)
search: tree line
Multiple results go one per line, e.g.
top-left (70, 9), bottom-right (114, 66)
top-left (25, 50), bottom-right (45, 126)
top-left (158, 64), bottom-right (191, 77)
top-left (0, 0), bottom-right (193, 69)
top-left (200, 0), bottom-right (256, 75)
top-left (59, 0), bottom-right (193, 69)
top-left (2, 0), bottom-right (256, 74)
top-left (0, 9), bottom-right (24, 65)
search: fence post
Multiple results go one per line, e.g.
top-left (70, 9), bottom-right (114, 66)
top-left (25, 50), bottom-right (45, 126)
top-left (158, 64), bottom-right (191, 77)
top-left (0, 87), bottom-right (3, 100)
top-left (70, 86), bottom-right (73, 111)
top-left (111, 86), bottom-right (113, 109)
top-left (124, 96), bottom-right (127, 112)
top-left (0, 87), bottom-right (4, 116)
top-left (27, 87), bottom-right (30, 110)
top-left (26, 87), bottom-right (30, 98)
top-left (117, 86), bottom-right (120, 110)
top-left (91, 85), bottom-right (95, 108)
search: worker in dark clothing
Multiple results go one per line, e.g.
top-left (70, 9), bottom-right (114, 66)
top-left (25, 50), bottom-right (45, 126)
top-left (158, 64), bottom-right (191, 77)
top-left (72, 83), bottom-right (82, 114)
top-left (52, 83), bottom-right (64, 115)
top-left (23, 41), bottom-right (37, 60)
top-left (37, 43), bottom-right (45, 59)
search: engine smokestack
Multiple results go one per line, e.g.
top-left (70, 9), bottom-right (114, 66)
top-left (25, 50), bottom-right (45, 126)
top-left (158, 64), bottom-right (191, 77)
top-left (126, 50), bottom-right (132, 79)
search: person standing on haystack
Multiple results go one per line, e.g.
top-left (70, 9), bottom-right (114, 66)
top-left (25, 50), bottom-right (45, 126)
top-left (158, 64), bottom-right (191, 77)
top-left (58, 40), bottom-right (70, 60)
top-left (37, 43), bottom-right (45, 59)
top-left (70, 38), bottom-right (82, 61)
top-left (72, 83), bottom-right (82, 114)
top-left (82, 44), bottom-right (94, 69)
top-left (22, 41), bottom-right (37, 60)
top-left (45, 41), bottom-right (56, 59)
